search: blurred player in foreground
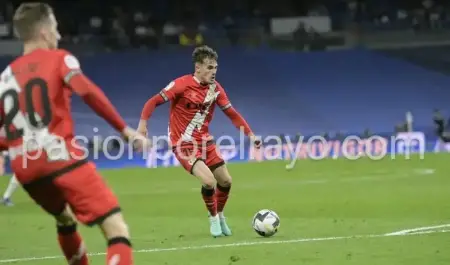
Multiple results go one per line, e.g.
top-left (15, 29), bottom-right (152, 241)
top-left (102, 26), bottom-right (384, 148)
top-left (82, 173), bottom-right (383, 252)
top-left (0, 3), bottom-right (150, 264)
top-left (1, 174), bottom-right (18, 206)
top-left (0, 163), bottom-right (20, 207)
top-left (1, 152), bottom-right (19, 206)
top-left (138, 45), bottom-right (261, 237)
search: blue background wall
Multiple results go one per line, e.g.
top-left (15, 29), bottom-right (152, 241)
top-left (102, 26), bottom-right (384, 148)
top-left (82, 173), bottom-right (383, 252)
top-left (1, 47), bottom-right (449, 138)
top-left (1, 47), bottom-right (450, 171)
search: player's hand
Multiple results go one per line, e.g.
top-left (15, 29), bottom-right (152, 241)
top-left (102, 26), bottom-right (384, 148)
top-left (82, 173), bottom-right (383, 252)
top-left (137, 120), bottom-right (148, 137)
top-left (121, 126), bottom-right (151, 152)
top-left (250, 134), bottom-right (262, 149)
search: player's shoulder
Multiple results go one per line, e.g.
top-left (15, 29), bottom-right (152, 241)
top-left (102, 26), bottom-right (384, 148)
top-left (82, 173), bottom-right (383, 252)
top-left (38, 49), bottom-right (80, 68)
top-left (53, 49), bottom-right (81, 68)
top-left (174, 74), bottom-right (194, 85)
top-left (22, 48), bottom-right (72, 60)
top-left (13, 49), bottom-right (79, 70)
top-left (164, 74), bottom-right (192, 91)
top-left (50, 48), bottom-right (74, 57)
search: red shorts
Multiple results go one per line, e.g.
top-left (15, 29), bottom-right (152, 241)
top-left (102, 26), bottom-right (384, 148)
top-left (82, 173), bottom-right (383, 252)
top-left (173, 142), bottom-right (225, 174)
top-left (21, 160), bottom-right (120, 226)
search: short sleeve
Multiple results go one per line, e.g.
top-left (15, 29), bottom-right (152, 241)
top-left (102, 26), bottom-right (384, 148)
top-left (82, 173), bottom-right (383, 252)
top-left (216, 83), bottom-right (232, 110)
top-left (159, 78), bottom-right (185, 102)
top-left (59, 50), bottom-right (82, 85)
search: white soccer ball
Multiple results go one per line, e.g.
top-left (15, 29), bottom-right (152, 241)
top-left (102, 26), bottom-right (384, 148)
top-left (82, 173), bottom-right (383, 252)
top-left (252, 209), bottom-right (280, 237)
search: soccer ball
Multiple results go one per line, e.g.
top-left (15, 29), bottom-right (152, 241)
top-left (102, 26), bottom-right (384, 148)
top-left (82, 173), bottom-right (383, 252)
top-left (252, 209), bottom-right (280, 237)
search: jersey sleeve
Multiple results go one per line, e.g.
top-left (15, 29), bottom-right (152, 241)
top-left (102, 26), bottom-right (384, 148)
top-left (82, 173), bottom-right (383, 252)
top-left (216, 83), bottom-right (232, 111)
top-left (57, 50), bottom-right (127, 132)
top-left (140, 78), bottom-right (185, 120)
top-left (58, 50), bottom-right (82, 85)
top-left (159, 79), bottom-right (185, 102)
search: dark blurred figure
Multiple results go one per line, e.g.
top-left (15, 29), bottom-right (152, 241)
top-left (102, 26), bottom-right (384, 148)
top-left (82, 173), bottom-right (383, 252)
top-left (362, 128), bottom-right (372, 138)
top-left (293, 22), bottom-right (309, 51)
top-left (293, 22), bottom-right (326, 51)
top-left (130, 11), bottom-right (159, 49)
top-left (223, 16), bottom-right (239, 46)
top-left (106, 6), bottom-right (132, 50)
top-left (433, 109), bottom-right (450, 142)
top-left (395, 122), bottom-right (408, 133)
top-left (433, 109), bottom-right (445, 134)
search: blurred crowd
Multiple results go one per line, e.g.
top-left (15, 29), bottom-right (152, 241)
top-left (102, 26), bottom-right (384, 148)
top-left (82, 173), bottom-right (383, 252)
top-left (0, 0), bottom-right (448, 52)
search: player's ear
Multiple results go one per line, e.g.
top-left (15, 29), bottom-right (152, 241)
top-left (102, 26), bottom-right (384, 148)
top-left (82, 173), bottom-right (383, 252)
top-left (39, 28), bottom-right (47, 42)
top-left (39, 24), bottom-right (50, 41)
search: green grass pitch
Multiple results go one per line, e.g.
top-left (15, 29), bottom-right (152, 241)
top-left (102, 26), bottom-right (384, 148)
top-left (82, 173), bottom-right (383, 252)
top-left (1, 153), bottom-right (450, 264)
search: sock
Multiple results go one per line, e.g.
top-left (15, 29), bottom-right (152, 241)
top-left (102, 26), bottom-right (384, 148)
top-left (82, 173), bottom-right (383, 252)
top-left (107, 237), bottom-right (133, 265)
top-left (57, 224), bottom-right (89, 265)
top-left (201, 186), bottom-right (217, 216)
top-left (216, 184), bottom-right (231, 214)
top-left (3, 175), bottom-right (19, 199)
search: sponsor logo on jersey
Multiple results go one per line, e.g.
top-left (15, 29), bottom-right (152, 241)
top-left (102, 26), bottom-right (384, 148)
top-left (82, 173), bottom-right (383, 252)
top-left (64, 55), bottom-right (81, 70)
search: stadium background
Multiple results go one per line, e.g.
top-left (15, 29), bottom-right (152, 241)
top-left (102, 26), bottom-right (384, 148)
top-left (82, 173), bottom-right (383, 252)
top-left (2, 0), bottom-right (447, 168)
top-left (0, 0), bottom-right (448, 169)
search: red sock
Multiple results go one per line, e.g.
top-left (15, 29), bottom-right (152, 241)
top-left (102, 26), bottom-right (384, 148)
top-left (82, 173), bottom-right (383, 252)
top-left (57, 225), bottom-right (89, 265)
top-left (107, 237), bottom-right (133, 265)
top-left (201, 186), bottom-right (217, 216)
top-left (216, 184), bottom-right (231, 213)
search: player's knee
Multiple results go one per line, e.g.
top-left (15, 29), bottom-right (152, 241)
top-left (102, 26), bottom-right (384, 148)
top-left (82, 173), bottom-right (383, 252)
top-left (99, 212), bottom-right (130, 240)
top-left (55, 206), bottom-right (77, 226)
top-left (213, 165), bottom-right (232, 187)
top-left (218, 176), bottom-right (232, 187)
top-left (202, 181), bottom-right (215, 189)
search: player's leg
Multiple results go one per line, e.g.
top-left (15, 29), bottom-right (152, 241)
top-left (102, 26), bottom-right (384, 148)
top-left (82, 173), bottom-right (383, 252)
top-left (191, 161), bottom-right (223, 237)
top-left (54, 206), bottom-right (89, 264)
top-left (55, 162), bottom-right (133, 265)
top-left (21, 179), bottom-right (89, 264)
top-left (2, 174), bottom-right (19, 206)
top-left (206, 144), bottom-right (233, 236)
top-left (174, 148), bottom-right (222, 237)
top-left (211, 165), bottom-right (233, 236)
top-left (98, 212), bottom-right (132, 265)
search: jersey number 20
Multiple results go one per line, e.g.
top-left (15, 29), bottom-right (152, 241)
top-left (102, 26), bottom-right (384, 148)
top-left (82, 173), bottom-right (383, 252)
top-left (1, 78), bottom-right (52, 140)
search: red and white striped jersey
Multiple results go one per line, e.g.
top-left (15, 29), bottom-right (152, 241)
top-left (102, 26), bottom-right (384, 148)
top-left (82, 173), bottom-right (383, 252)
top-left (159, 75), bottom-right (232, 147)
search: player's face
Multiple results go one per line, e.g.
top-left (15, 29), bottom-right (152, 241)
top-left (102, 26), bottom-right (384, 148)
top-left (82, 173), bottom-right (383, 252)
top-left (197, 58), bottom-right (218, 84)
top-left (41, 14), bottom-right (61, 49)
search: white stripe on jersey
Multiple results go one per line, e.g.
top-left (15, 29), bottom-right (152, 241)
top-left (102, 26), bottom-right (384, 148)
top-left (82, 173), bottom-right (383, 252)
top-left (181, 84), bottom-right (220, 141)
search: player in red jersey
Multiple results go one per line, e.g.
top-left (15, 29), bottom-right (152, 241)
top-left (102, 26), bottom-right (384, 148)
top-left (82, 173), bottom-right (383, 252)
top-left (138, 45), bottom-right (261, 237)
top-left (0, 3), bottom-right (150, 265)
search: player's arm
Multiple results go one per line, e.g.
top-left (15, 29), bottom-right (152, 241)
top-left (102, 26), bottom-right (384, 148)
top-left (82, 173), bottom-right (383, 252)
top-left (59, 52), bottom-right (127, 133)
top-left (216, 85), bottom-right (260, 147)
top-left (138, 80), bottom-right (184, 133)
top-left (59, 52), bottom-right (149, 149)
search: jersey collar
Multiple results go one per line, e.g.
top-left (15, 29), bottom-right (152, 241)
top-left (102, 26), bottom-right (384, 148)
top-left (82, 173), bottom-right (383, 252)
top-left (192, 75), bottom-right (209, 88)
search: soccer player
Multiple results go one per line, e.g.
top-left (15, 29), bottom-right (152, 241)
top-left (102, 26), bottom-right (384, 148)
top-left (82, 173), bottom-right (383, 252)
top-left (138, 45), bottom-right (261, 237)
top-left (1, 152), bottom-right (19, 207)
top-left (2, 173), bottom-right (19, 207)
top-left (0, 3), bottom-right (150, 264)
